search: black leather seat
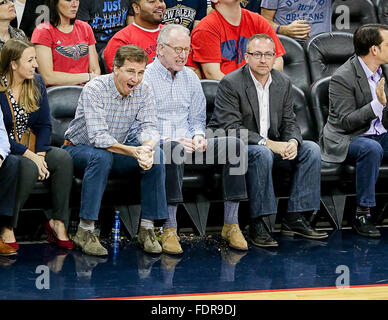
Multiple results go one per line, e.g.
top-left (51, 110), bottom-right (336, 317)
top-left (30, 86), bottom-right (85, 197)
top-left (48, 85), bottom-right (83, 147)
top-left (310, 77), bottom-right (346, 228)
top-left (304, 32), bottom-right (354, 83)
top-left (310, 77), bottom-right (343, 180)
top-left (332, 0), bottom-right (378, 34)
top-left (376, 0), bottom-right (388, 24)
top-left (98, 48), bottom-right (108, 75)
top-left (278, 35), bottom-right (311, 99)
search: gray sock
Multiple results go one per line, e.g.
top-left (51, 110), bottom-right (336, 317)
top-left (224, 201), bottom-right (239, 225)
top-left (163, 205), bottom-right (178, 229)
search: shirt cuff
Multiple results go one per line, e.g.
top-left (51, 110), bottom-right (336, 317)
top-left (193, 129), bottom-right (205, 137)
top-left (258, 138), bottom-right (267, 145)
top-left (371, 99), bottom-right (385, 118)
top-left (288, 139), bottom-right (298, 146)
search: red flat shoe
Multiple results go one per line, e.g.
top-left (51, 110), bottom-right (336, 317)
top-left (45, 221), bottom-right (74, 250)
top-left (5, 242), bottom-right (19, 251)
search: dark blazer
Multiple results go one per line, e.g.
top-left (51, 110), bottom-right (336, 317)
top-left (0, 74), bottom-right (52, 155)
top-left (208, 64), bottom-right (302, 146)
top-left (320, 55), bottom-right (388, 163)
top-left (10, 0), bottom-right (43, 39)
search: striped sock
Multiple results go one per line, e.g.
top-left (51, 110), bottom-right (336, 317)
top-left (224, 201), bottom-right (239, 225)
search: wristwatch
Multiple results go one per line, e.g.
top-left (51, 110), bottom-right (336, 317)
top-left (258, 138), bottom-right (267, 146)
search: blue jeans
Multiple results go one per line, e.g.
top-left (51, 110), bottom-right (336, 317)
top-left (346, 133), bottom-right (388, 207)
top-left (63, 144), bottom-right (168, 221)
top-left (246, 141), bottom-right (321, 218)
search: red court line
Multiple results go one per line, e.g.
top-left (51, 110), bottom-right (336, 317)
top-left (91, 283), bottom-right (388, 300)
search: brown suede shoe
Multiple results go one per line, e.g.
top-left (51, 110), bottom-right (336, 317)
top-left (161, 228), bottom-right (183, 255)
top-left (0, 240), bottom-right (17, 256)
top-left (221, 224), bottom-right (248, 251)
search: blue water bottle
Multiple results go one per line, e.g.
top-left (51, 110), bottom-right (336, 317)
top-left (112, 210), bottom-right (121, 242)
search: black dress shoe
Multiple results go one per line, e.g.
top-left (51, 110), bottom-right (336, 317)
top-left (352, 215), bottom-right (381, 238)
top-left (248, 220), bottom-right (278, 247)
top-left (281, 214), bottom-right (328, 240)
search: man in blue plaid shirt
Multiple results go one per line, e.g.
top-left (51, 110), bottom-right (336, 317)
top-left (144, 24), bottom-right (248, 255)
top-left (64, 45), bottom-right (168, 256)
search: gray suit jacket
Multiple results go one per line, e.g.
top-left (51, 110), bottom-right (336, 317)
top-left (320, 55), bottom-right (388, 163)
top-left (208, 64), bottom-right (302, 146)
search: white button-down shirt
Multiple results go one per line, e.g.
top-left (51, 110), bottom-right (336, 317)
top-left (249, 68), bottom-right (272, 140)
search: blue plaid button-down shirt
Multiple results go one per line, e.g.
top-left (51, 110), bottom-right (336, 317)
top-left (143, 57), bottom-right (206, 140)
top-left (65, 73), bottom-right (159, 148)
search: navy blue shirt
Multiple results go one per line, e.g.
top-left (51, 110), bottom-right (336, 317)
top-left (78, 0), bottom-right (131, 52)
top-left (240, 0), bottom-right (261, 13)
top-left (163, 0), bottom-right (208, 31)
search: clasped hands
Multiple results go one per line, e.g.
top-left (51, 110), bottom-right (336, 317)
top-left (133, 145), bottom-right (154, 170)
top-left (172, 135), bottom-right (207, 153)
top-left (268, 139), bottom-right (298, 160)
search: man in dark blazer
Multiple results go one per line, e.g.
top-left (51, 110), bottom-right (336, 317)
top-left (208, 33), bottom-right (327, 247)
top-left (320, 24), bottom-right (388, 238)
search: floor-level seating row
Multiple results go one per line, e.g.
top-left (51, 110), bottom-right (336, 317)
top-left (25, 79), bottom-right (388, 236)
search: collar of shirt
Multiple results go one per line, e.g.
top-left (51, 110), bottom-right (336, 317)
top-left (248, 67), bottom-right (272, 90)
top-left (151, 57), bottom-right (179, 81)
top-left (358, 56), bottom-right (382, 83)
top-left (107, 73), bottom-right (132, 100)
top-left (132, 22), bottom-right (161, 33)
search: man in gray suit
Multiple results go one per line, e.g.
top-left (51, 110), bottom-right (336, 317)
top-left (208, 33), bottom-right (327, 247)
top-left (321, 24), bottom-right (388, 238)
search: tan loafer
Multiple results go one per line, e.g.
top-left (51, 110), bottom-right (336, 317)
top-left (221, 223), bottom-right (248, 251)
top-left (161, 228), bottom-right (183, 255)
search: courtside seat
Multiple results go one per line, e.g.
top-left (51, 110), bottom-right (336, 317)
top-left (332, 0), bottom-right (378, 34)
top-left (376, 0), bottom-right (388, 24)
top-left (304, 32), bottom-right (354, 83)
top-left (278, 35), bottom-right (311, 99)
top-left (98, 48), bottom-right (108, 75)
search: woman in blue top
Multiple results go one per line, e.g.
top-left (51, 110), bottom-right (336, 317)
top-left (0, 39), bottom-right (74, 251)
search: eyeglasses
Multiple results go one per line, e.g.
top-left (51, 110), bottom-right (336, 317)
top-left (163, 43), bottom-right (192, 55)
top-left (246, 51), bottom-right (276, 60)
top-left (0, 0), bottom-right (13, 5)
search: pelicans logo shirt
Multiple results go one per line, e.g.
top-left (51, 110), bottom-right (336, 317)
top-left (31, 20), bottom-right (96, 75)
top-left (162, 0), bottom-right (207, 31)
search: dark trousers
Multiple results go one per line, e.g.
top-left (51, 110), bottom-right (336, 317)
top-left (11, 147), bottom-right (73, 228)
top-left (0, 155), bottom-right (19, 217)
top-left (346, 133), bottom-right (388, 207)
top-left (161, 137), bottom-right (248, 204)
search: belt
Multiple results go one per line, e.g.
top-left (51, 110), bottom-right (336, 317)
top-left (63, 139), bottom-right (73, 146)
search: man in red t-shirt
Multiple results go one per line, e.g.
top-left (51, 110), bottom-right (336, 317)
top-left (189, 0), bottom-right (285, 80)
top-left (104, 0), bottom-right (166, 73)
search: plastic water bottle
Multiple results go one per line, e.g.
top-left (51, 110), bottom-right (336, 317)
top-left (112, 210), bottom-right (121, 242)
